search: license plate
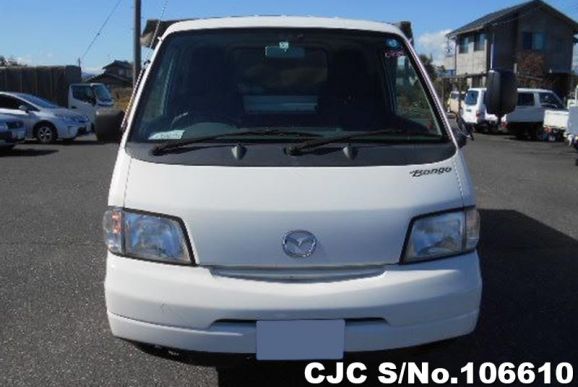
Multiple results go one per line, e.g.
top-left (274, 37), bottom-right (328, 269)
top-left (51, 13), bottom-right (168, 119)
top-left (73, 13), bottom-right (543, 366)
top-left (256, 320), bottom-right (345, 360)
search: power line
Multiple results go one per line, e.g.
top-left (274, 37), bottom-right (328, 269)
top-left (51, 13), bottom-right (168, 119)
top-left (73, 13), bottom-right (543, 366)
top-left (79, 0), bottom-right (123, 63)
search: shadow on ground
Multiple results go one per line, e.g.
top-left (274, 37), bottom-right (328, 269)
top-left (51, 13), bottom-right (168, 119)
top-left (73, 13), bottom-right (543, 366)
top-left (0, 148), bottom-right (58, 157)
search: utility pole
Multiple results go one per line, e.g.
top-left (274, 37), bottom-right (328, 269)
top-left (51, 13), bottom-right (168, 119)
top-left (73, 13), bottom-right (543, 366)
top-left (133, 0), bottom-right (141, 88)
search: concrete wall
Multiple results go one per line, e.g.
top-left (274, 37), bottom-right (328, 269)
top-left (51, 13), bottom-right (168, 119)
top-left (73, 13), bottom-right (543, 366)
top-left (455, 35), bottom-right (488, 75)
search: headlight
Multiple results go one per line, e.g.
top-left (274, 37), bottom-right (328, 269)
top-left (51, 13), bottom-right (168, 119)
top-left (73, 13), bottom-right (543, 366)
top-left (403, 208), bottom-right (480, 263)
top-left (56, 114), bottom-right (76, 123)
top-left (103, 208), bottom-right (192, 264)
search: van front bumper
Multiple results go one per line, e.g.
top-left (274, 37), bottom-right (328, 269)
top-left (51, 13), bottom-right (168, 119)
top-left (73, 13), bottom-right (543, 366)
top-left (105, 252), bottom-right (482, 354)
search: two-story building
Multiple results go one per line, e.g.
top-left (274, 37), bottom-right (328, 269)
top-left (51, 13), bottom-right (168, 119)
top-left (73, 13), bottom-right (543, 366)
top-left (445, 0), bottom-right (578, 97)
top-left (86, 60), bottom-right (133, 89)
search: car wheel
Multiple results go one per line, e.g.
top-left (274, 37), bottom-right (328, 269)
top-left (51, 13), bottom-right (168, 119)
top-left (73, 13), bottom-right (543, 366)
top-left (35, 124), bottom-right (57, 144)
top-left (530, 125), bottom-right (544, 141)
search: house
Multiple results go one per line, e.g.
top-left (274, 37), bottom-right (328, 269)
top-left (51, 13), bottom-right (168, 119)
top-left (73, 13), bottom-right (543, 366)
top-left (86, 60), bottom-right (133, 89)
top-left (445, 0), bottom-right (578, 97)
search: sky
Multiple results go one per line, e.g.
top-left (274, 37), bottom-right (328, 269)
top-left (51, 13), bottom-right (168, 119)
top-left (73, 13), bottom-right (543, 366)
top-left (1, 0), bottom-right (577, 73)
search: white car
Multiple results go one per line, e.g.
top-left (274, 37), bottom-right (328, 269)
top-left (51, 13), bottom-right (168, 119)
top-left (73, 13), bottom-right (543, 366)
top-left (0, 113), bottom-right (26, 151)
top-left (502, 88), bottom-right (564, 140)
top-left (102, 16), bottom-right (514, 361)
top-left (0, 92), bottom-right (90, 144)
top-left (461, 88), bottom-right (500, 133)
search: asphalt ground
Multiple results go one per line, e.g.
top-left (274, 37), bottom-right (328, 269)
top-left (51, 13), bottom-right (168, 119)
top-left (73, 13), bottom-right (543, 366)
top-left (1, 133), bottom-right (577, 386)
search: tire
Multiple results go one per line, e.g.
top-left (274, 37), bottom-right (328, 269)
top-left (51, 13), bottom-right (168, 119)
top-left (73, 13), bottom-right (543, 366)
top-left (510, 124), bottom-right (526, 140)
top-left (35, 123), bottom-right (57, 144)
top-left (529, 124), bottom-right (544, 141)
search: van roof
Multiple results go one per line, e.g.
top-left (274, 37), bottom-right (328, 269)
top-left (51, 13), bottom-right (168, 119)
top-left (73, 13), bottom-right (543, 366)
top-left (164, 16), bottom-right (403, 38)
top-left (517, 88), bottom-right (553, 93)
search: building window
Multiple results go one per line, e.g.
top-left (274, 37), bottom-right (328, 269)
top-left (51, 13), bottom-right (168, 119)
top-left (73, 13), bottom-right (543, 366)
top-left (459, 36), bottom-right (469, 54)
top-left (522, 32), bottom-right (546, 51)
top-left (474, 33), bottom-right (486, 51)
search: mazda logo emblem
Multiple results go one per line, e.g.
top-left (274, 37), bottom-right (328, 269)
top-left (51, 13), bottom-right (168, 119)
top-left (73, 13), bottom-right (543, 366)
top-left (282, 230), bottom-right (318, 258)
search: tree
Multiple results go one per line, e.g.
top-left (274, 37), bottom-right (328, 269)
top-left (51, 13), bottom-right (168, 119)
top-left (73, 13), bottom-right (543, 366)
top-left (418, 54), bottom-right (437, 82)
top-left (0, 56), bottom-right (25, 67)
top-left (517, 52), bottom-right (551, 89)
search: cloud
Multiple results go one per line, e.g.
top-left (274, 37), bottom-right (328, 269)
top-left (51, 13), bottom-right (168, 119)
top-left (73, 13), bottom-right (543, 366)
top-left (416, 29), bottom-right (452, 65)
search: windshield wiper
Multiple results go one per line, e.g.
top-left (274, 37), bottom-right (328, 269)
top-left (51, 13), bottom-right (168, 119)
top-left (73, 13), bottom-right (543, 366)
top-left (151, 128), bottom-right (321, 155)
top-left (286, 129), bottom-right (443, 155)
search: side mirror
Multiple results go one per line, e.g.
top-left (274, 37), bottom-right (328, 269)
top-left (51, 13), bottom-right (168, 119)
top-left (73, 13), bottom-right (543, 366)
top-left (485, 69), bottom-right (517, 117)
top-left (18, 105), bottom-right (30, 113)
top-left (95, 108), bottom-right (124, 143)
top-left (454, 114), bottom-right (473, 148)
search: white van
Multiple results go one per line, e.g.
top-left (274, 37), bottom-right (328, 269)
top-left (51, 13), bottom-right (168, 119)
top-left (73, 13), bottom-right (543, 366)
top-left (102, 17), bottom-right (513, 361)
top-left (461, 88), bottom-right (500, 133)
top-left (502, 88), bottom-right (564, 140)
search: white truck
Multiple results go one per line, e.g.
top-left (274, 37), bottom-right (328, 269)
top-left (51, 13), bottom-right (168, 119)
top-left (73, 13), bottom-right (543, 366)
top-left (99, 16), bottom-right (517, 361)
top-left (502, 88), bottom-right (565, 140)
top-left (68, 83), bottom-right (115, 129)
top-left (543, 86), bottom-right (578, 145)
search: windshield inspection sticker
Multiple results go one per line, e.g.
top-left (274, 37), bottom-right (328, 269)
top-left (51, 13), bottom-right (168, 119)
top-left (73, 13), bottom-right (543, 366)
top-left (148, 130), bottom-right (185, 140)
top-left (410, 167), bottom-right (452, 178)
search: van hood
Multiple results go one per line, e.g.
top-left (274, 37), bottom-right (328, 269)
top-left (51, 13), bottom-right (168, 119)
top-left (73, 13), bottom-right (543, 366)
top-left (123, 157), bottom-right (464, 268)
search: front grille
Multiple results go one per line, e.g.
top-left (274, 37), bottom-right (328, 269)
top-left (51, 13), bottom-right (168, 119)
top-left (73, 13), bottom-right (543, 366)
top-left (211, 265), bottom-right (386, 283)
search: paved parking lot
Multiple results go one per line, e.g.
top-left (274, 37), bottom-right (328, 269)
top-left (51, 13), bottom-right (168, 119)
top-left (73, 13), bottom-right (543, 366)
top-left (1, 134), bottom-right (577, 386)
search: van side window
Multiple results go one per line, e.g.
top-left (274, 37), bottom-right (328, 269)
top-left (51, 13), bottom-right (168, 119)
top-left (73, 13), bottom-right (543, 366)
top-left (517, 93), bottom-right (534, 106)
top-left (392, 54), bottom-right (440, 130)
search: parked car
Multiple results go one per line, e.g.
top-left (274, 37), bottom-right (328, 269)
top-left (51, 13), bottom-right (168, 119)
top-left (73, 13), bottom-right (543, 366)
top-left (0, 66), bottom-right (113, 128)
top-left (0, 92), bottom-right (90, 144)
top-left (0, 114), bottom-right (26, 151)
top-left (461, 88), bottom-right (500, 133)
top-left (446, 91), bottom-right (464, 114)
top-left (501, 88), bottom-right (564, 140)
top-left (101, 16), bottom-right (515, 361)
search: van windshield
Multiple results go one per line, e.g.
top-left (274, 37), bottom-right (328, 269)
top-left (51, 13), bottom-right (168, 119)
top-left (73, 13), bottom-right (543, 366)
top-left (92, 84), bottom-right (113, 103)
top-left (129, 29), bottom-right (446, 144)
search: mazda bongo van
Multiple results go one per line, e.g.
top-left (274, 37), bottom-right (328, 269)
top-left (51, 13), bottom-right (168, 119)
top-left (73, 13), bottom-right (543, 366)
top-left (103, 16), bottom-right (493, 361)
